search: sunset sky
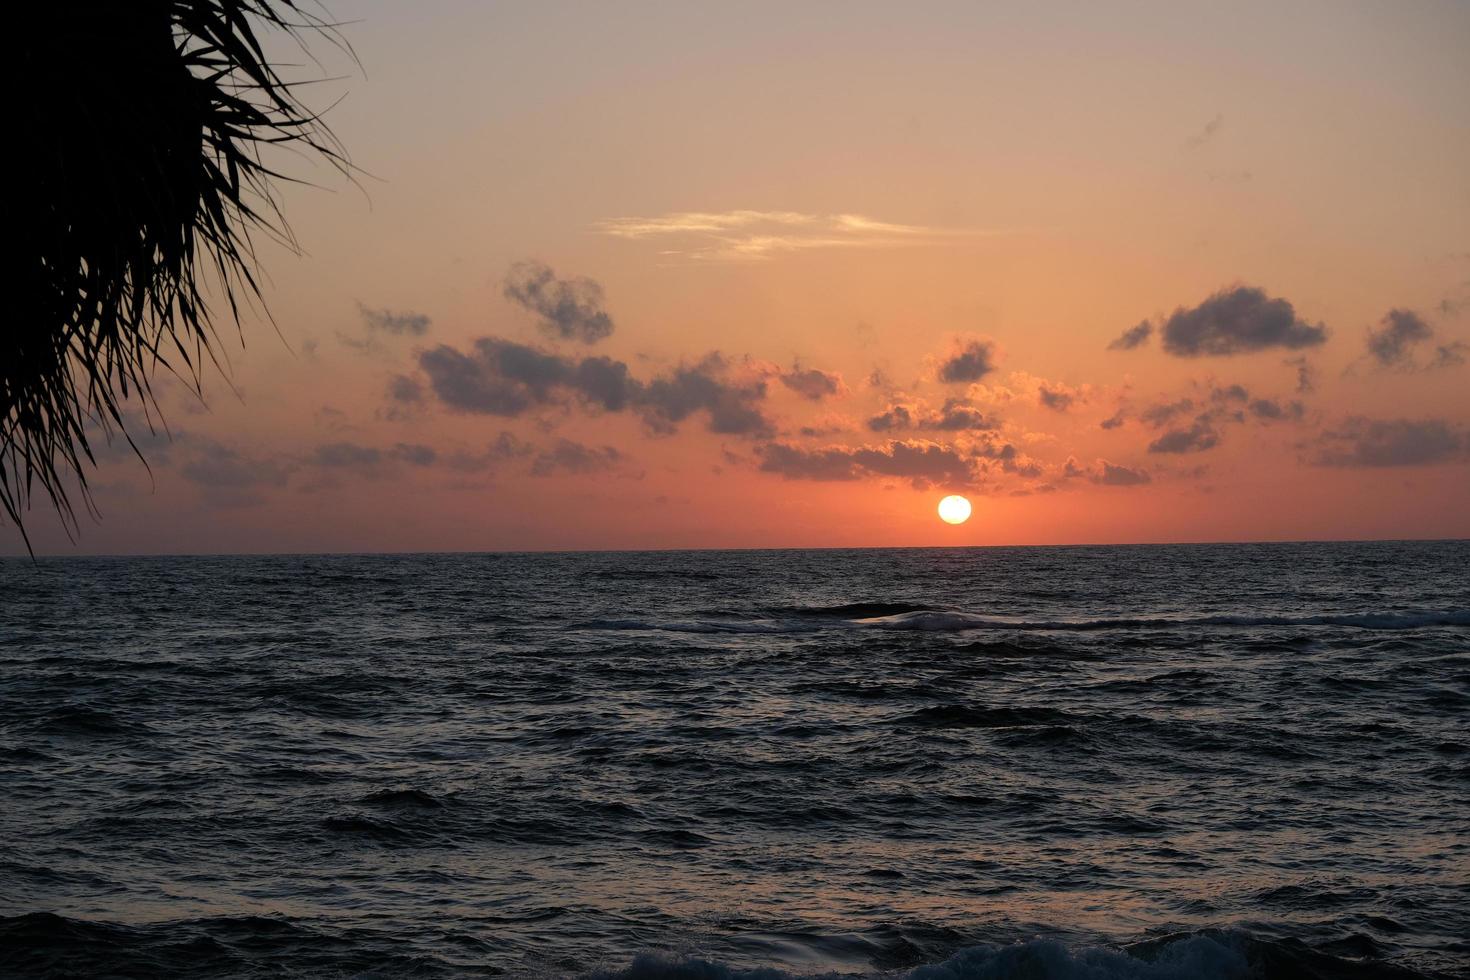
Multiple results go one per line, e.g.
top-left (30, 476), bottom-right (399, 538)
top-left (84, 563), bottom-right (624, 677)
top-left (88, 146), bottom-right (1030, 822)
top-left (14, 0), bottom-right (1470, 554)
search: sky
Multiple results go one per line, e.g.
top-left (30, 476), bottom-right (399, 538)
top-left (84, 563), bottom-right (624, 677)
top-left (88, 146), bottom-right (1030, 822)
top-left (12, 0), bottom-right (1470, 554)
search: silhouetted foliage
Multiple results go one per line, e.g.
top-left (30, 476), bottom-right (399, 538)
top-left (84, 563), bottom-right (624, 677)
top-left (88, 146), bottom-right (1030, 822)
top-left (2, 1), bottom-right (349, 547)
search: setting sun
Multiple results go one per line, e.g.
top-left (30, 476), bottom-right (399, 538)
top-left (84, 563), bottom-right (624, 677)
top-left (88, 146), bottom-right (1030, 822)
top-left (937, 495), bottom-right (972, 525)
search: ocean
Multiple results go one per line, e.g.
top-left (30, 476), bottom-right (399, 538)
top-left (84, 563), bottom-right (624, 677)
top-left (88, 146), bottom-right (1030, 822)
top-left (1, 541), bottom-right (1467, 979)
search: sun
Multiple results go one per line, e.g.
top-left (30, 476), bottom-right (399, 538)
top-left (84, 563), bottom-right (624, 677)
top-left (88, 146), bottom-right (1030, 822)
top-left (937, 494), bottom-right (972, 525)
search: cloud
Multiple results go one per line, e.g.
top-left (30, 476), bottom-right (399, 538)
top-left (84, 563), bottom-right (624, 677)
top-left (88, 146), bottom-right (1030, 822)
top-left (530, 439), bottom-right (626, 477)
top-left (1157, 286), bottom-right (1327, 356)
top-left (1100, 410), bottom-right (1126, 430)
top-left (503, 260), bottom-right (615, 344)
top-left (179, 440), bottom-right (292, 506)
top-left (1037, 382), bottom-right (1078, 412)
top-left (392, 443), bottom-right (437, 467)
top-left (572, 356), bottom-right (642, 412)
top-left (938, 339), bottom-right (999, 383)
top-left (358, 303), bottom-right (431, 336)
top-left (419, 339), bottom-right (560, 416)
top-left (867, 398), bottom-right (998, 433)
top-left (1133, 380), bottom-right (1303, 454)
top-left (1148, 420), bottom-right (1220, 454)
top-left (638, 354), bottom-right (773, 437)
top-left (759, 438), bottom-right (979, 489)
top-left (1184, 113), bottom-right (1223, 150)
top-left (418, 339), bottom-right (770, 437)
top-left (1433, 342), bottom-right (1468, 368)
top-left (445, 432), bottom-right (534, 473)
top-left (313, 442), bottom-right (381, 469)
top-left (306, 441), bottom-right (436, 478)
top-left (387, 374), bottom-right (423, 404)
top-left (1092, 460), bottom-right (1152, 486)
top-left (1365, 309), bottom-right (1433, 368)
top-left (779, 366), bottom-right (846, 401)
top-left (1248, 398), bottom-right (1304, 422)
top-left (757, 443), bottom-right (862, 481)
top-left (797, 413), bottom-right (857, 438)
top-left (1361, 308), bottom-right (1466, 371)
top-left (1313, 417), bottom-right (1466, 467)
top-left (851, 441), bottom-right (977, 487)
top-left (594, 210), bottom-right (987, 260)
top-left (1108, 321), bottom-right (1153, 351)
top-left (1139, 397), bottom-right (1196, 428)
top-left (1285, 355), bottom-right (1316, 394)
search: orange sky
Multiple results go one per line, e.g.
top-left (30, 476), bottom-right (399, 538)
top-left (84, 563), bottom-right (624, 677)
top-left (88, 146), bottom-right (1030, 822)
top-left (10, 0), bottom-right (1470, 554)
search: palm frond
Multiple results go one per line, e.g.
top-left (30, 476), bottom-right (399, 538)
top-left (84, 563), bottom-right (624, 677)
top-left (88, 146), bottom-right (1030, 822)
top-left (1, 1), bottom-right (351, 549)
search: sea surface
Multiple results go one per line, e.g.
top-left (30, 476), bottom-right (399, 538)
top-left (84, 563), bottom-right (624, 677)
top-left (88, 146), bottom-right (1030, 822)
top-left (1, 542), bottom-right (1468, 979)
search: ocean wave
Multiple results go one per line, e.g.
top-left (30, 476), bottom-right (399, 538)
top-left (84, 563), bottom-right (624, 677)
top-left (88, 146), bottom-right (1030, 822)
top-left (576, 607), bottom-right (1470, 636)
top-left (0, 918), bottom-right (1441, 980)
top-left (586, 930), bottom-right (1439, 980)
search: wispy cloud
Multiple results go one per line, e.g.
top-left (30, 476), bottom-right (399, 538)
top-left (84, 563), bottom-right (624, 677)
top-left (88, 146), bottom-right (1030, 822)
top-left (595, 210), bottom-right (987, 260)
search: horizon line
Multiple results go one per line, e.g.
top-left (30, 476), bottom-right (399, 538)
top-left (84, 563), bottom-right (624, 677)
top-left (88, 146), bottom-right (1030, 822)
top-left (3, 535), bottom-right (1466, 561)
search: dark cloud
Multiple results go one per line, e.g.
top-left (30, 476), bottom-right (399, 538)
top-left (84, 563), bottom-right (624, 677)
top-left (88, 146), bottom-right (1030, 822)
top-left (503, 260), bottom-right (615, 344)
top-left (867, 399), bottom-right (997, 433)
top-left (759, 439), bottom-right (978, 488)
top-left (446, 432), bottom-right (533, 473)
top-left (1148, 420), bottom-right (1220, 454)
top-left (574, 356), bottom-right (641, 412)
top-left (335, 332), bottom-right (377, 354)
top-left (1092, 461), bottom-right (1151, 486)
top-left (419, 338), bottom-right (577, 416)
top-left (867, 404), bottom-right (915, 432)
top-left (391, 443), bottom-right (437, 467)
top-left (420, 339), bottom-right (770, 437)
top-left (1100, 410), bottom-right (1126, 431)
top-left (929, 400), bottom-right (996, 431)
top-left (530, 439), bottom-right (625, 477)
top-left (1248, 398), bottom-right (1304, 422)
top-left (313, 442), bottom-right (382, 469)
top-left (1366, 309), bottom-right (1433, 368)
top-left (388, 374), bottom-right (423, 404)
top-left (1432, 341), bottom-right (1468, 369)
top-left (938, 339), bottom-right (998, 383)
top-left (1108, 321), bottom-right (1153, 351)
top-left (967, 436), bottom-right (1042, 478)
top-left (1160, 286), bottom-right (1327, 356)
top-left (1314, 418), bottom-right (1465, 468)
top-left (780, 366), bottom-right (845, 401)
top-left (180, 440), bottom-right (291, 506)
top-left (852, 441), bottom-right (976, 487)
top-left (757, 443), bottom-right (862, 481)
top-left (1037, 384), bottom-right (1075, 411)
top-left (637, 354), bottom-right (772, 437)
top-left (358, 302), bottom-right (431, 336)
top-left (87, 413), bottom-right (181, 467)
top-left (1285, 356), bottom-right (1316, 393)
top-left (1210, 384), bottom-right (1248, 404)
top-left (420, 342), bottom-right (539, 416)
top-left (797, 420), bottom-right (853, 438)
top-left (1140, 398), bottom-right (1195, 428)
top-left (1361, 308), bottom-right (1467, 372)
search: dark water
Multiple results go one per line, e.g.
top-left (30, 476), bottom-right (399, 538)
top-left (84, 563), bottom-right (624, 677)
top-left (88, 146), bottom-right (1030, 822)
top-left (2, 542), bottom-right (1468, 979)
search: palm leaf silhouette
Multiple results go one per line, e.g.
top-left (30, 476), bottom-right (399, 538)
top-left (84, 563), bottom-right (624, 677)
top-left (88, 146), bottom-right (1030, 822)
top-left (2, 1), bottom-right (350, 549)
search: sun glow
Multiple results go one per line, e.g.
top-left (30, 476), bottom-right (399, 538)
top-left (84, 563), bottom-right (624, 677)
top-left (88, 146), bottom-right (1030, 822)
top-left (937, 495), bottom-right (972, 525)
